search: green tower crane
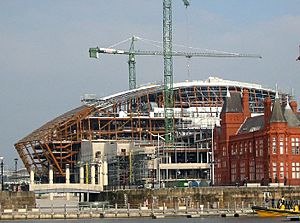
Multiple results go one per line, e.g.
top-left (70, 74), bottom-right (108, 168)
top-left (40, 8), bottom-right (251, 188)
top-left (163, 0), bottom-right (175, 146)
top-left (89, 0), bottom-right (262, 146)
top-left (89, 38), bottom-right (261, 91)
top-left (163, 0), bottom-right (191, 145)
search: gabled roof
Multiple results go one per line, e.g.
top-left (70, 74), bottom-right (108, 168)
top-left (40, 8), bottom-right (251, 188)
top-left (238, 115), bottom-right (265, 134)
top-left (270, 98), bottom-right (286, 123)
top-left (221, 92), bottom-right (243, 113)
top-left (284, 103), bottom-right (300, 127)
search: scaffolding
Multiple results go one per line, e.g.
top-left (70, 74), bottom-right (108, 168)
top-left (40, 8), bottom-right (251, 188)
top-left (15, 77), bottom-right (281, 187)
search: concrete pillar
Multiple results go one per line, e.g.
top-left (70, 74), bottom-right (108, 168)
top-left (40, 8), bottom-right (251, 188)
top-left (102, 160), bottom-right (108, 186)
top-left (49, 193), bottom-right (54, 201)
top-left (97, 164), bottom-right (101, 184)
top-left (30, 169), bottom-right (35, 185)
top-left (66, 192), bottom-right (70, 201)
top-left (49, 166), bottom-right (53, 184)
top-left (91, 163), bottom-right (95, 185)
top-left (66, 164), bottom-right (70, 184)
top-left (80, 165), bottom-right (84, 184)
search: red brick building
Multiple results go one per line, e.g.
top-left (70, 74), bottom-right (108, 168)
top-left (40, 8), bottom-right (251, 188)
top-left (214, 89), bottom-right (300, 186)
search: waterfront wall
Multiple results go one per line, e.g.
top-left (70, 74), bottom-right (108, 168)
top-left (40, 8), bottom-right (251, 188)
top-left (0, 191), bottom-right (36, 210)
top-left (95, 186), bottom-right (300, 208)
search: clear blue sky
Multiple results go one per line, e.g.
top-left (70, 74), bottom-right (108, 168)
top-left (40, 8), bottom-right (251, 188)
top-left (0, 0), bottom-right (300, 169)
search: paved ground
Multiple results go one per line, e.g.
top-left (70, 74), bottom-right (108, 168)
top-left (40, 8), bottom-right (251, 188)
top-left (36, 194), bottom-right (79, 211)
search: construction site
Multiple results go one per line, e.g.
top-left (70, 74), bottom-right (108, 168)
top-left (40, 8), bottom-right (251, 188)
top-left (15, 76), bottom-right (282, 190)
top-left (13, 0), bottom-right (288, 191)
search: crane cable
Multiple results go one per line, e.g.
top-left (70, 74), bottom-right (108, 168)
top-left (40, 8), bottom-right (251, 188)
top-left (136, 36), bottom-right (238, 55)
top-left (106, 35), bottom-right (242, 56)
top-left (108, 37), bottom-right (132, 48)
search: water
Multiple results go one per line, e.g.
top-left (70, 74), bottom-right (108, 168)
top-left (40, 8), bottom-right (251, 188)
top-left (0, 217), bottom-right (287, 223)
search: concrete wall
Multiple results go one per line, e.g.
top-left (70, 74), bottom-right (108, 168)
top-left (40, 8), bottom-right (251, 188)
top-left (95, 186), bottom-right (300, 208)
top-left (0, 191), bottom-right (36, 210)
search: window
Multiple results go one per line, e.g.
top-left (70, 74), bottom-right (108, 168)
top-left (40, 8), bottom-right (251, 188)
top-left (255, 140), bottom-right (259, 157)
top-left (231, 163), bottom-right (237, 182)
top-left (259, 139), bottom-right (264, 157)
top-left (286, 137), bottom-right (289, 154)
top-left (222, 146), bottom-right (226, 156)
top-left (272, 137), bottom-right (277, 154)
top-left (292, 162), bottom-right (300, 179)
top-left (280, 137), bottom-right (284, 155)
top-left (256, 163), bottom-right (264, 180)
top-left (280, 162), bottom-right (284, 179)
top-left (240, 162), bottom-right (245, 180)
top-left (249, 161), bottom-right (255, 181)
top-left (95, 151), bottom-right (101, 159)
top-left (272, 162), bottom-right (277, 179)
top-left (292, 138), bottom-right (299, 155)
top-left (222, 160), bottom-right (227, 168)
top-left (121, 149), bottom-right (126, 155)
top-left (240, 143), bottom-right (243, 155)
top-left (217, 159), bottom-right (221, 168)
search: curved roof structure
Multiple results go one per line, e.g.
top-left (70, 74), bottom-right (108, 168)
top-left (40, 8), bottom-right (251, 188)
top-left (15, 77), bottom-right (278, 178)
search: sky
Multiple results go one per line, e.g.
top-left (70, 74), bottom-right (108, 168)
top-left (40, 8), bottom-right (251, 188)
top-left (0, 0), bottom-right (300, 169)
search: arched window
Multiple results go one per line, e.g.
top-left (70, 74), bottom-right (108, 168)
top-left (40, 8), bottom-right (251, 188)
top-left (95, 151), bottom-right (101, 159)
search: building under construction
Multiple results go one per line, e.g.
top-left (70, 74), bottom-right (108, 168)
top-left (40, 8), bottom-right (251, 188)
top-left (15, 76), bottom-right (281, 189)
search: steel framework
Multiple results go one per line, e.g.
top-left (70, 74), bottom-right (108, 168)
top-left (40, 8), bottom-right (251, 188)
top-left (15, 77), bottom-right (278, 183)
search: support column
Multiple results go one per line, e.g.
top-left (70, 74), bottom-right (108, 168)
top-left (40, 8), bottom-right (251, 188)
top-left (30, 168), bottom-right (35, 191)
top-left (80, 165), bottom-right (84, 184)
top-left (97, 164), bottom-right (101, 184)
top-left (65, 164), bottom-right (70, 201)
top-left (30, 169), bottom-right (34, 185)
top-left (103, 160), bottom-right (108, 186)
top-left (91, 163), bottom-right (95, 185)
top-left (65, 164), bottom-right (70, 184)
top-left (49, 166), bottom-right (54, 201)
top-left (49, 166), bottom-right (53, 184)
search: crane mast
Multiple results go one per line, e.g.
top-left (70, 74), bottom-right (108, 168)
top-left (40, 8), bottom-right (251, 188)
top-left (163, 0), bottom-right (190, 145)
top-left (163, 0), bottom-right (175, 145)
top-left (128, 36), bottom-right (136, 90)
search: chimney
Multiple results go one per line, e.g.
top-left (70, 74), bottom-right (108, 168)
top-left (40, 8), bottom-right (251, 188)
top-left (264, 97), bottom-right (272, 126)
top-left (242, 89), bottom-right (251, 118)
top-left (290, 101), bottom-right (298, 113)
